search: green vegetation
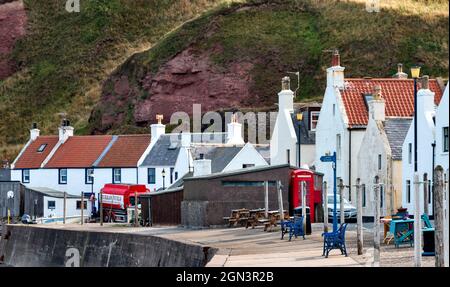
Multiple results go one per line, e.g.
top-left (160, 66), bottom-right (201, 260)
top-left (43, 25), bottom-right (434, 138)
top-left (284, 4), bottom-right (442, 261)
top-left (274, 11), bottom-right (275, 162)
top-left (0, 0), bottom-right (448, 161)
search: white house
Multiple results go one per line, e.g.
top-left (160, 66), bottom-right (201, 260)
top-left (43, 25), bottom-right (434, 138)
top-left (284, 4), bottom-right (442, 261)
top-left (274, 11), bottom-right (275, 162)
top-left (270, 78), bottom-right (319, 168)
top-left (357, 85), bottom-right (412, 218)
top-left (401, 76), bottom-right (444, 215)
top-left (435, 83), bottom-right (449, 173)
top-left (11, 122), bottom-right (151, 213)
top-left (139, 116), bottom-right (269, 191)
top-left (315, 52), bottom-right (443, 209)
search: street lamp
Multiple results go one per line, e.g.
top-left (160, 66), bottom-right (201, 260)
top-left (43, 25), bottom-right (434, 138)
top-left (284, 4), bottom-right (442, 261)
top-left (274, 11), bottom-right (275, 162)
top-left (410, 65), bottom-right (421, 172)
top-left (296, 113), bottom-right (303, 167)
top-left (162, 169), bottom-right (166, 189)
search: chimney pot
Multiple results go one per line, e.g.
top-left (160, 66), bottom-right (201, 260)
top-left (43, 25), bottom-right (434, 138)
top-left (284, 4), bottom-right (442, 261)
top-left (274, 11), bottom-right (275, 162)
top-left (398, 63), bottom-right (403, 73)
top-left (421, 75), bottom-right (429, 90)
top-left (32, 122), bottom-right (38, 129)
top-left (199, 153), bottom-right (204, 160)
top-left (373, 85), bottom-right (382, 100)
top-left (331, 49), bottom-right (340, 67)
top-left (282, 76), bottom-right (290, 91)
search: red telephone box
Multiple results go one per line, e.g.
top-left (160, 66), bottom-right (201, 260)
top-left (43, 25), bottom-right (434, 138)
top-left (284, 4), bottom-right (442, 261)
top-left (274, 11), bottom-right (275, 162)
top-left (290, 169), bottom-right (324, 223)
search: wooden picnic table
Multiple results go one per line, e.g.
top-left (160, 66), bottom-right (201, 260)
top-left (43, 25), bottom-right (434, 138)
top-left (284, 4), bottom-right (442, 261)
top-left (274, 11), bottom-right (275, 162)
top-left (259, 210), bottom-right (289, 232)
top-left (223, 208), bottom-right (250, 227)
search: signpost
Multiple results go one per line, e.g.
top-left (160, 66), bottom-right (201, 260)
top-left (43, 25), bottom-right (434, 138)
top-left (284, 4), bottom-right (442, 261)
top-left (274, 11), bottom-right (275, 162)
top-left (320, 152), bottom-right (337, 232)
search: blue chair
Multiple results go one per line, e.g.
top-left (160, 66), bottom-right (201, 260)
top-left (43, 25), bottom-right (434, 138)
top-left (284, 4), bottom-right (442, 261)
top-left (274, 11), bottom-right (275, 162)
top-left (281, 216), bottom-right (305, 241)
top-left (322, 223), bottom-right (348, 258)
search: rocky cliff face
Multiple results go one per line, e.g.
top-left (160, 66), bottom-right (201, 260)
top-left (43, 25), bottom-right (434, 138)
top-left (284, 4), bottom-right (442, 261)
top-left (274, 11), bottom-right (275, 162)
top-left (0, 0), bottom-right (26, 80)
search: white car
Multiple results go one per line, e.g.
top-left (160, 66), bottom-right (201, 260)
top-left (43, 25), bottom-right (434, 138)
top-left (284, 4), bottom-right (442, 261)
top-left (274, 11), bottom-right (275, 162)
top-left (325, 194), bottom-right (357, 222)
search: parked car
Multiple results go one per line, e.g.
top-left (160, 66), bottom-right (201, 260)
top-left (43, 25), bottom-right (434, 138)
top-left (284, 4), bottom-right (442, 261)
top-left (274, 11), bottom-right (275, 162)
top-left (325, 194), bottom-right (357, 222)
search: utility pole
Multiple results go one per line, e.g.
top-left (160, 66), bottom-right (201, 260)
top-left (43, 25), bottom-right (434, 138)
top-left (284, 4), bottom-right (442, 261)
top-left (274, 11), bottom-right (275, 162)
top-left (134, 192), bottom-right (139, 227)
top-left (323, 181), bottom-right (328, 233)
top-left (373, 176), bottom-right (381, 267)
top-left (356, 178), bottom-right (363, 255)
top-left (423, 173), bottom-right (429, 216)
top-left (339, 179), bottom-right (345, 224)
top-left (264, 181), bottom-right (269, 219)
top-left (433, 166), bottom-right (444, 267)
top-left (80, 192), bottom-right (84, 225)
top-left (63, 191), bottom-right (67, 224)
top-left (100, 190), bottom-right (103, 226)
top-left (413, 173), bottom-right (422, 267)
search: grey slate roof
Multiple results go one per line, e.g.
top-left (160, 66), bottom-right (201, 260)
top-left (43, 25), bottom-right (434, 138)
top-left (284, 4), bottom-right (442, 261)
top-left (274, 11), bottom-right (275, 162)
top-left (291, 111), bottom-right (316, 145)
top-left (255, 145), bottom-right (270, 164)
top-left (384, 118), bottom-right (412, 160)
top-left (191, 145), bottom-right (243, 173)
top-left (141, 134), bottom-right (181, 166)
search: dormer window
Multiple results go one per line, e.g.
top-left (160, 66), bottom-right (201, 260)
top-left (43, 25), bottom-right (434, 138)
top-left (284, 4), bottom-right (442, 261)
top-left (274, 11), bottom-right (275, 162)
top-left (37, 144), bottom-right (47, 153)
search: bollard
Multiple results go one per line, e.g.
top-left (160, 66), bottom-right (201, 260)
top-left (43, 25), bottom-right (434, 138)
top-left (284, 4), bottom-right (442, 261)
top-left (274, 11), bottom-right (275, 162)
top-left (413, 173), bottom-right (422, 267)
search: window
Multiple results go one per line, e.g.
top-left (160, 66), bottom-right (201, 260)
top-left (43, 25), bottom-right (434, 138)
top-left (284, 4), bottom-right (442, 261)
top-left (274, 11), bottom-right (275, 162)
top-left (37, 144), bottom-right (47, 153)
top-left (362, 184), bottom-right (366, 207)
top-left (113, 168), bottom-right (121, 184)
top-left (175, 172), bottom-right (178, 181)
top-left (378, 154), bottom-right (382, 170)
top-left (48, 200), bottom-right (56, 210)
top-left (170, 167), bottom-right (174, 184)
top-left (310, 111), bottom-right (320, 131)
top-left (85, 168), bottom-right (94, 184)
top-left (333, 104), bottom-right (336, 116)
top-left (22, 169), bottom-right (30, 183)
top-left (443, 127), bottom-right (449, 152)
top-left (242, 164), bottom-right (255, 168)
top-left (336, 134), bottom-right (341, 160)
top-left (408, 143), bottom-right (412, 164)
top-left (148, 168), bottom-right (156, 184)
top-left (76, 200), bottom-right (88, 210)
top-left (380, 185), bottom-right (384, 208)
top-left (407, 180), bottom-right (411, 203)
top-left (59, 169), bottom-right (67, 184)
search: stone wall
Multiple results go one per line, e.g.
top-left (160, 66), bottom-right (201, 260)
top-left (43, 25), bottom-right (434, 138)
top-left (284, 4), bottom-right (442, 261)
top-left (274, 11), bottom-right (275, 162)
top-left (0, 225), bottom-right (217, 267)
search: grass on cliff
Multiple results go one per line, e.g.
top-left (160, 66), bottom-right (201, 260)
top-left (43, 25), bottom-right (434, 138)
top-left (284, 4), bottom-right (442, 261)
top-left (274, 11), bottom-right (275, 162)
top-left (101, 0), bottom-right (448, 132)
top-left (0, 0), bottom-right (233, 159)
top-left (0, 0), bottom-right (448, 162)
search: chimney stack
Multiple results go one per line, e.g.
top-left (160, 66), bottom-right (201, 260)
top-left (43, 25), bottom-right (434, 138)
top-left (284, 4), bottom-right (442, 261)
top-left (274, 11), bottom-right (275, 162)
top-left (226, 114), bottom-right (245, 145)
top-left (392, 63), bottom-right (408, 79)
top-left (421, 75), bottom-right (430, 90)
top-left (368, 85), bottom-right (385, 122)
top-left (58, 119), bottom-right (74, 143)
top-left (278, 77), bottom-right (294, 112)
top-left (326, 49), bottom-right (345, 89)
top-left (193, 155), bottom-right (212, 177)
top-left (30, 122), bottom-right (40, 141)
top-left (417, 75), bottom-right (435, 115)
top-left (150, 114), bottom-right (166, 145)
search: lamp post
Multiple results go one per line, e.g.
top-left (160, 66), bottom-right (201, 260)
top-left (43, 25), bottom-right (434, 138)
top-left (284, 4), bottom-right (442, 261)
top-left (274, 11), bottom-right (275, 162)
top-left (410, 65), bottom-right (421, 173)
top-left (296, 113), bottom-right (303, 167)
top-left (162, 169), bottom-right (166, 189)
top-left (89, 171), bottom-right (95, 219)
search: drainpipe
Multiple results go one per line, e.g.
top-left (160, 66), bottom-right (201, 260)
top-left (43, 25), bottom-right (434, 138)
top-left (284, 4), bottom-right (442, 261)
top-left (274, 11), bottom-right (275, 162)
top-left (432, 141), bottom-right (436, 218)
top-left (348, 129), bottom-right (352, 202)
top-left (136, 167), bottom-right (139, 184)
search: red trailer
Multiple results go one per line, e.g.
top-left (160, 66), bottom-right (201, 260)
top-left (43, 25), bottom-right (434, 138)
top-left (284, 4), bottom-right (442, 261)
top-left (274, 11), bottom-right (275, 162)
top-left (290, 169), bottom-right (324, 223)
top-left (100, 184), bottom-right (149, 222)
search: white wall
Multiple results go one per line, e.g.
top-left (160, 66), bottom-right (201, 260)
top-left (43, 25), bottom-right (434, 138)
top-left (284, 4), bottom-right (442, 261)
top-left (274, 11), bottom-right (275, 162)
top-left (138, 165), bottom-right (175, 191)
top-left (435, 84), bottom-right (449, 171)
top-left (43, 196), bottom-right (92, 218)
top-left (401, 89), bottom-right (436, 215)
top-left (270, 109), bottom-right (297, 166)
top-left (223, 143), bottom-right (268, 172)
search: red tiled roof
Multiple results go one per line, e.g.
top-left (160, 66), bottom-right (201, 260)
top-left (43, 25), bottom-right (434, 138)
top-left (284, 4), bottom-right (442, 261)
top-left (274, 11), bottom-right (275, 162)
top-left (340, 79), bottom-right (443, 127)
top-left (45, 135), bottom-right (113, 168)
top-left (97, 135), bottom-right (150, 167)
top-left (14, 136), bottom-right (59, 169)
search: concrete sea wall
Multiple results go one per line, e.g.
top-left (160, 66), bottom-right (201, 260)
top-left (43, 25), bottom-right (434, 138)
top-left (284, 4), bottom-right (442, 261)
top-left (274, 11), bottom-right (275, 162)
top-left (0, 225), bottom-right (216, 267)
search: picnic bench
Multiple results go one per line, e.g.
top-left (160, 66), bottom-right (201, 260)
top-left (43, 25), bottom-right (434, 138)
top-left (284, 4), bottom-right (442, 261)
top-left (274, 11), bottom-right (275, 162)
top-left (245, 208), bottom-right (266, 229)
top-left (223, 208), bottom-right (250, 227)
top-left (259, 210), bottom-right (289, 232)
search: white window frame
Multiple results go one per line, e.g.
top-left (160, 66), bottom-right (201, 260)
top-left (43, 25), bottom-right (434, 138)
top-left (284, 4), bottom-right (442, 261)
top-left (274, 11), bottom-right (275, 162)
top-left (59, 168), bottom-right (67, 184)
top-left (22, 169), bottom-right (30, 183)
top-left (113, 168), bottom-right (121, 184)
top-left (310, 111), bottom-right (320, 131)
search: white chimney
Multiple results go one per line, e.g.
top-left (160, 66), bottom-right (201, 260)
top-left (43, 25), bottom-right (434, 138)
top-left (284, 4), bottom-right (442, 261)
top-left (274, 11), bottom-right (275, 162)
top-left (368, 85), bottom-right (386, 122)
top-left (150, 114), bottom-right (166, 145)
top-left (417, 76), bottom-right (435, 116)
top-left (30, 123), bottom-right (40, 141)
top-left (58, 120), bottom-right (74, 143)
top-left (181, 131), bottom-right (191, 147)
top-left (392, 63), bottom-right (408, 79)
top-left (326, 49), bottom-right (345, 89)
top-left (278, 76), bottom-right (294, 112)
top-left (193, 154), bottom-right (212, 177)
top-left (226, 114), bottom-right (245, 145)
